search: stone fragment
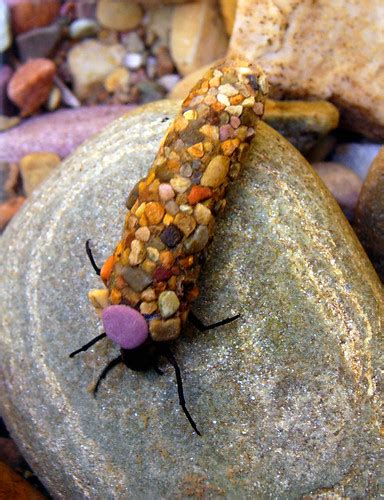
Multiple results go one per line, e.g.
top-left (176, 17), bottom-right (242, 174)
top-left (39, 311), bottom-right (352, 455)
top-left (158, 183), bottom-right (174, 202)
top-left (313, 162), bottom-right (362, 221)
top-left (68, 40), bottom-right (125, 99)
top-left (229, 0), bottom-right (384, 139)
top-left (200, 155), bottom-right (229, 187)
top-left (140, 301), bottom-right (157, 315)
top-left (332, 143), bottom-right (382, 180)
top-left (158, 290), bottom-right (180, 318)
top-left (69, 18), bottom-right (99, 40)
top-left (16, 24), bottom-right (62, 61)
top-left (124, 53), bottom-right (145, 71)
top-left (144, 201), bottom-right (164, 224)
top-left (160, 223), bottom-right (183, 248)
top-left (135, 226), bottom-right (150, 242)
top-left (219, 0), bottom-right (237, 35)
top-left (354, 148), bottom-right (384, 280)
top-left (164, 199), bottom-right (179, 215)
top-left (170, 0), bottom-right (228, 76)
top-left (121, 266), bottom-right (152, 292)
top-left (7, 0), bottom-right (60, 34)
top-left (146, 246), bottom-right (159, 262)
top-left (0, 0), bottom-right (11, 52)
top-left (193, 203), bottom-right (211, 225)
top-left (104, 67), bottom-right (130, 93)
top-left (156, 46), bottom-right (175, 77)
top-left (96, 0), bottom-right (143, 31)
top-left (19, 152), bottom-right (61, 195)
top-left (183, 224), bottom-right (209, 254)
top-left (170, 175), bottom-right (191, 193)
top-left (173, 212), bottom-right (196, 237)
top-left (149, 317), bottom-right (181, 342)
top-left (128, 239), bottom-right (146, 265)
top-left (7, 59), bottom-right (56, 117)
top-left (102, 305), bottom-right (148, 349)
top-left (0, 196), bottom-right (24, 230)
top-left (88, 288), bottom-right (109, 313)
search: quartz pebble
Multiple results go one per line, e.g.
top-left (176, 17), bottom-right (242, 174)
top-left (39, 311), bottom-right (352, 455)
top-left (170, 175), bottom-right (191, 193)
top-left (102, 305), bottom-right (148, 349)
top-left (201, 155), bottom-right (230, 187)
top-left (129, 239), bottom-right (146, 265)
top-left (124, 53), bottom-right (145, 71)
top-left (7, 58), bottom-right (56, 116)
top-left (149, 317), bottom-right (181, 341)
top-left (122, 266), bottom-right (152, 292)
top-left (96, 0), bottom-right (143, 31)
top-left (194, 203), bottom-right (212, 225)
top-left (158, 290), bottom-right (180, 319)
top-left (69, 18), bottom-right (99, 40)
top-left (19, 152), bottom-right (61, 195)
top-left (183, 224), bottom-right (209, 254)
top-left (158, 183), bottom-right (175, 202)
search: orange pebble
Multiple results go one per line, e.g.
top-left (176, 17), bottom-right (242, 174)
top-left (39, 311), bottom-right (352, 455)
top-left (110, 288), bottom-right (122, 304)
top-left (159, 250), bottom-right (175, 268)
top-left (187, 286), bottom-right (200, 302)
top-left (212, 101), bottom-right (225, 112)
top-left (187, 143), bottom-right (204, 158)
top-left (221, 138), bottom-right (240, 156)
top-left (115, 275), bottom-right (127, 290)
top-left (100, 255), bottom-right (115, 283)
top-left (145, 202), bottom-right (165, 225)
top-left (230, 94), bottom-right (244, 105)
top-left (187, 185), bottom-right (212, 205)
top-left (179, 255), bottom-right (194, 268)
top-left (139, 213), bottom-right (149, 226)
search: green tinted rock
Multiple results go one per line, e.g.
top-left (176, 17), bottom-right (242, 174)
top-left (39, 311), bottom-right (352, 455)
top-left (0, 100), bottom-right (381, 498)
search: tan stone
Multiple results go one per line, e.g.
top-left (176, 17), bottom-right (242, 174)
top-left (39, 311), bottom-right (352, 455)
top-left (170, 0), bottom-right (228, 76)
top-left (149, 317), bottom-right (181, 342)
top-left (201, 155), bottom-right (230, 187)
top-left (96, 0), bottom-right (143, 31)
top-left (229, 0), bottom-right (384, 139)
top-left (19, 152), bottom-right (61, 195)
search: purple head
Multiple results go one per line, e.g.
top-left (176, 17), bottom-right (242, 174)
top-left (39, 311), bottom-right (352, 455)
top-left (102, 305), bottom-right (149, 349)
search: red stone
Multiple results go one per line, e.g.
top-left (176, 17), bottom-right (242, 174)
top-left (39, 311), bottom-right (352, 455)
top-left (153, 266), bottom-right (173, 282)
top-left (187, 185), bottom-right (212, 205)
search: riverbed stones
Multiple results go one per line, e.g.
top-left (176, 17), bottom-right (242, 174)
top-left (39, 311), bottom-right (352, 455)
top-left (0, 100), bottom-right (382, 497)
top-left (229, 0), bottom-right (384, 139)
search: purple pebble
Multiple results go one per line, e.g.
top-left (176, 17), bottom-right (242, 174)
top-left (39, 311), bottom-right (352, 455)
top-left (102, 305), bottom-right (148, 349)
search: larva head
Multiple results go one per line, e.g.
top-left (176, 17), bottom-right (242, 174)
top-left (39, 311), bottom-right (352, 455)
top-left (102, 305), bottom-right (149, 349)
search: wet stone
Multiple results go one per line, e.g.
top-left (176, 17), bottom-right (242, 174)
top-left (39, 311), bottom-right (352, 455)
top-left (183, 224), bottom-right (209, 254)
top-left (158, 290), bottom-right (180, 319)
top-left (121, 266), bottom-right (152, 293)
top-left (160, 223), bottom-right (183, 248)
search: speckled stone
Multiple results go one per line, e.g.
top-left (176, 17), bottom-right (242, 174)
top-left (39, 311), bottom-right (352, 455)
top-left (158, 290), bottom-right (180, 319)
top-left (0, 100), bottom-right (382, 498)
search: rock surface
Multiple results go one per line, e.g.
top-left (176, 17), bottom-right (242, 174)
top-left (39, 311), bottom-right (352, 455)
top-left (354, 147), bottom-right (384, 281)
top-left (229, 0), bottom-right (384, 139)
top-left (0, 101), bottom-right (382, 498)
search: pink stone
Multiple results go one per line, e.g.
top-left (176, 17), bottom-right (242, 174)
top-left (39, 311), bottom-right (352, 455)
top-left (102, 305), bottom-right (148, 349)
top-left (158, 183), bottom-right (175, 202)
top-left (219, 124), bottom-right (234, 141)
top-left (230, 116), bottom-right (241, 129)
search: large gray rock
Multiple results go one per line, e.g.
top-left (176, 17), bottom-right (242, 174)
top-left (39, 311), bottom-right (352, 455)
top-left (0, 100), bottom-right (382, 498)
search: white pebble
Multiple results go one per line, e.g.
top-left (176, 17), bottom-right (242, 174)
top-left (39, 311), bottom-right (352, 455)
top-left (124, 52), bottom-right (144, 70)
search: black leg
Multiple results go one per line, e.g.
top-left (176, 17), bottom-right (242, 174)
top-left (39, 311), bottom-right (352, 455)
top-left (159, 345), bottom-right (201, 436)
top-left (69, 333), bottom-right (107, 358)
top-left (94, 355), bottom-right (122, 395)
top-left (86, 239), bottom-right (101, 276)
top-left (188, 311), bottom-right (241, 332)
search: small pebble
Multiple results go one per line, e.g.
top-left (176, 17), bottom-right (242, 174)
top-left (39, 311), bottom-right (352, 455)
top-left (183, 225), bottom-right (209, 254)
top-left (121, 31), bottom-right (145, 53)
top-left (158, 183), bottom-right (175, 202)
top-left (104, 67), bottom-right (130, 93)
top-left (158, 74), bottom-right (180, 92)
top-left (124, 53), bottom-right (145, 71)
top-left (88, 288), bottom-right (109, 314)
top-left (144, 201), bottom-right (164, 224)
top-left (141, 287), bottom-right (156, 302)
top-left (69, 18), bottom-right (99, 40)
top-left (146, 246), bottom-right (160, 262)
top-left (96, 0), bottom-right (143, 31)
top-left (129, 239), bottom-right (146, 265)
top-left (160, 223), bottom-right (183, 248)
top-left (200, 155), bottom-right (230, 187)
top-left (170, 175), bottom-right (191, 193)
top-left (149, 317), bottom-right (181, 342)
top-left (140, 301), bottom-right (157, 315)
top-left (179, 163), bottom-right (192, 177)
top-left (158, 290), bottom-right (180, 319)
top-left (122, 266), bottom-right (152, 292)
top-left (102, 305), bottom-right (148, 349)
top-left (174, 212), bottom-right (196, 237)
top-left (135, 226), bottom-right (150, 242)
top-left (194, 203), bottom-right (212, 225)
top-left (219, 124), bottom-right (234, 141)
top-left (156, 46), bottom-right (175, 77)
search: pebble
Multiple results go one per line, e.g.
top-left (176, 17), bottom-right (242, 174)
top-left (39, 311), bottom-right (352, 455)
top-left (140, 301), bottom-right (157, 315)
top-left (96, 0), bottom-right (143, 31)
top-left (164, 199), bottom-right (179, 215)
top-left (183, 224), bottom-right (209, 254)
top-left (122, 266), bottom-right (152, 292)
top-left (129, 239), bottom-right (146, 265)
top-left (8, 0), bottom-right (60, 34)
top-left (187, 185), bottom-right (212, 205)
top-left (46, 86), bottom-right (61, 111)
top-left (170, 175), bottom-right (191, 193)
top-left (121, 31), bottom-right (145, 53)
top-left (146, 246), bottom-right (159, 262)
top-left (16, 24), bottom-right (62, 61)
top-left (144, 201), bottom-right (164, 224)
top-left (173, 212), bottom-right (196, 237)
top-left (104, 67), bottom-right (130, 93)
top-left (170, 0), bottom-right (228, 75)
top-left (19, 152), bottom-right (61, 196)
top-left (313, 162), bottom-right (362, 221)
top-left (0, 0), bottom-right (11, 52)
top-left (0, 196), bottom-right (25, 230)
top-left (332, 143), bottom-right (382, 180)
top-left (149, 317), bottom-right (181, 342)
top-left (158, 183), bottom-right (175, 202)
top-left (69, 18), bottom-right (99, 40)
top-left (158, 290), bottom-right (180, 319)
top-left (68, 40), bottom-right (125, 99)
top-left (0, 115), bottom-right (19, 132)
top-left (160, 223), bottom-right (183, 248)
top-left (158, 74), bottom-right (180, 92)
top-left (124, 52), bottom-right (145, 71)
top-left (194, 203), bottom-right (212, 225)
top-left (200, 155), bottom-right (230, 187)
top-left (7, 59), bottom-right (56, 117)
top-left (102, 305), bottom-right (148, 349)
top-left (87, 288), bottom-right (109, 315)
top-left (135, 226), bottom-right (150, 242)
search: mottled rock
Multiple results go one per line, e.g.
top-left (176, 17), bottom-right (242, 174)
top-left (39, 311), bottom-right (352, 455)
top-left (0, 1), bottom-right (11, 52)
top-left (313, 162), bottom-right (362, 221)
top-left (354, 147), bottom-right (384, 280)
top-left (122, 266), bottom-right (152, 292)
top-left (219, 0), bottom-right (237, 35)
top-left (19, 152), bottom-right (61, 196)
top-left (68, 18), bottom-right (99, 40)
top-left (68, 40), bottom-right (125, 99)
top-left (96, 0), bottom-right (143, 31)
top-left (0, 105), bottom-right (133, 163)
top-left (16, 24), bottom-right (62, 61)
top-left (0, 101), bottom-right (382, 497)
top-left (6, 0), bottom-right (60, 34)
top-left (158, 290), bottom-right (180, 319)
top-left (7, 58), bottom-right (56, 116)
top-left (332, 143), bottom-right (382, 180)
top-left (229, 0), bottom-right (384, 139)
top-left (170, 0), bottom-right (228, 76)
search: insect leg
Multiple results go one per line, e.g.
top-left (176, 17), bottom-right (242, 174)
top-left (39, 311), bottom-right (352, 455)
top-left (159, 345), bottom-right (201, 436)
top-left (86, 239), bottom-right (101, 276)
top-left (93, 355), bottom-right (123, 395)
top-left (188, 311), bottom-right (240, 332)
top-left (69, 332), bottom-right (107, 358)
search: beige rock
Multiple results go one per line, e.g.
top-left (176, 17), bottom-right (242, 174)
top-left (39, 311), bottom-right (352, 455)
top-left (68, 40), bottom-right (125, 99)
top-left (229, 0), bottom-right (384, 139)
top-left (219, 0), bottom-right (237, 35)
top-left (19, 152), bottom-right (61, 195)
top-left (96, 0), bottom-right (143, 31)
top-left (170, 0), bottom-right (228, 76)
